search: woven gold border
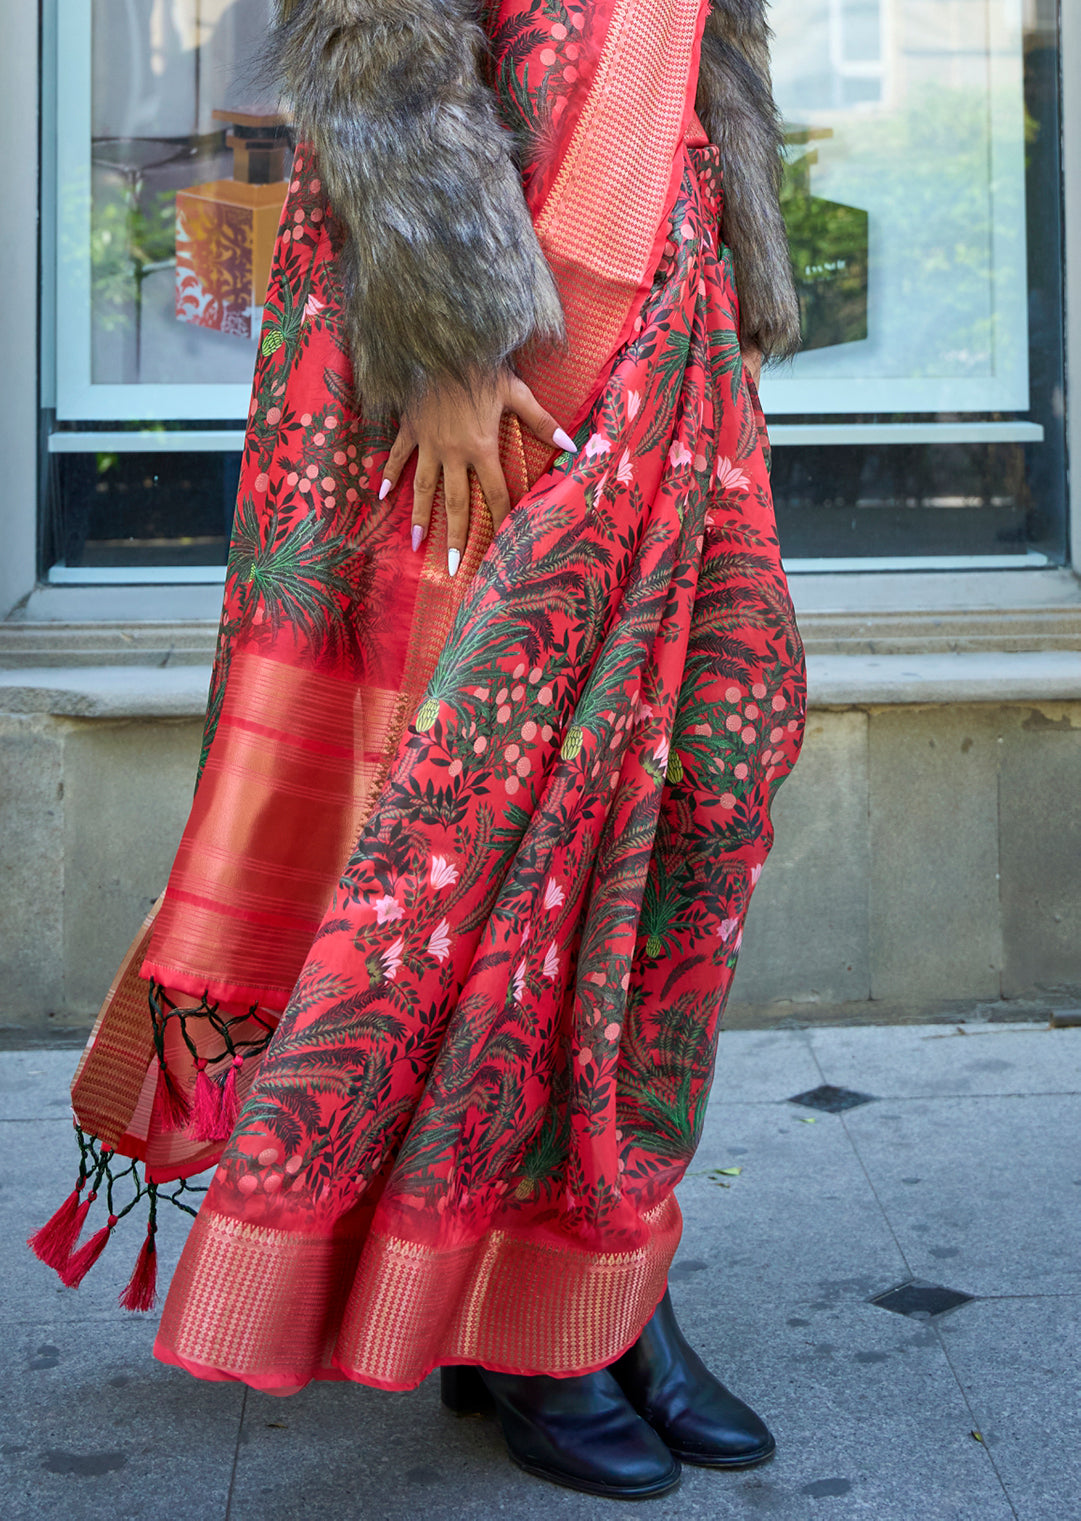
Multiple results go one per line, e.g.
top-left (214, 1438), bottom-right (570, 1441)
top-left (155, 1194), bottom-right (681, 1391)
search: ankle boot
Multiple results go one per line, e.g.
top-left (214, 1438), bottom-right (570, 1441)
top-left (610, 1290), bottom-right (775, 1468)
top-left (440, 1364), bottom-right (681, 1499)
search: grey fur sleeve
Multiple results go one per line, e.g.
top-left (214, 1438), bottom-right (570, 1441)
top-left (272, 0), bottom-right (565, 415)
top-left (695, 0), bottom-right (801, 359)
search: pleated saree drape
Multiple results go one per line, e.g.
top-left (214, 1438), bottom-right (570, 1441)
top-left (43, 0), bottom-right (806, 1391)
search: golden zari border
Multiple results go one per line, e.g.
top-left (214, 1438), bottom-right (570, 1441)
top-left (524, 0), bottom-right (705, 425)
top-left (155, 1195), bottom-right (682, 1391)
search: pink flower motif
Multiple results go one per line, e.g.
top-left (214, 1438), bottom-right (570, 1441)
top-left (653, 738), bottom-right (670, 768)
top-left (668, 440), bottom-right (693, 470)
top-left (584, 433), bottom-right (611, 459)
top-left (374, 894), bottom-right (403, 925)
top-left (254, 472), bottom-right (269, 493)
top-left (617, 449), bottom-right (634, 486)
top-left (544, 878), bottom-right (564, 911)
top-left (715, 457), bottom-right (750, 494)
top-left (773, 694), bottom-right (787, 711)
top-left (576, 1047), bottom-right (592, 1066)
top-left (381, 935), bottom-right (404, 980)
top-left (430, 855), bottom-right (459, 890)
top-left (626, 389), bottom-right (642, 420)
top-left (604, 1022), bottom-right (621, 1042)
top-left (733, 762), bottom-right (749, 780)
top-left (513, 958), bottom-right (527, 1001)
top-left (303, 293), bottom-right (325, 321)
top-left (752, 683), bottom-right (768, 700)
top-left (750, 862), bottom-right (764, 884)
top-left (543, 942), bottom-right (559, 980)
top-left (719, 917), bottom-right (740, 942)
top-left (427, 918), bottom-right (451, 961)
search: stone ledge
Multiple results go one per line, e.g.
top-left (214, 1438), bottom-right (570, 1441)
top-left (0, 664), bottom-right (211, 718)
top-left (2, 650), bottom-right (1080, 720)
top-left (4, 569), bottom-right (1080, 668)
top-left (807, 651), bottom-right (1081, 708)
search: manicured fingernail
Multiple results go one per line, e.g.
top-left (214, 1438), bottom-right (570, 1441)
top-left (379, 478), bottom-right (392, 500)
top-left (411, 523), bottom-right (425, 553)
top-left (553, 428), bottom-right (578, 453)
top-left (447, 547), bottom-right (461, 578)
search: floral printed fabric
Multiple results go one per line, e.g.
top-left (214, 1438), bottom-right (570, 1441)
top-left (189, 140), bottom-right (806, 1280)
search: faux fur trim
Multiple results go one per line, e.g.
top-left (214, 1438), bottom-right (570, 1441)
top-left (272, 0), bottom-right (565, 415)
top-left (696, 0), bottom-right (801, 359)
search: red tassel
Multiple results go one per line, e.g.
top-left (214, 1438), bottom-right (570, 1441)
top-left (118, 1226), bottom-right (158, 1312)
top-left (213, 1056), bottom-right (243, 1140)
top-left (189, 1058), bottom-right (223, 1142)
top-left (151, 1064), bottom-right (191, 1134)
top-left (60, 1213), bottom-right (118, 1288)
top-left (27, 1182), bottom-right (89, 1272)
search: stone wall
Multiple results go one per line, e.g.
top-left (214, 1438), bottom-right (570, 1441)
top-left (1, 693), bottom-right (1078, 1030)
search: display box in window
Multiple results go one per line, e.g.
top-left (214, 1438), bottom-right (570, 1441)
top-left (175, 111), bottom-right (290, 340)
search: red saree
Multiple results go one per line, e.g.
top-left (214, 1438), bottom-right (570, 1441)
top-left (36, 0), bottom-right (806, 1391)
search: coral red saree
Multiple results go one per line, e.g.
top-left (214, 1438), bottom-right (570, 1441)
top-left (35, 0), bottom-right (805, 1392)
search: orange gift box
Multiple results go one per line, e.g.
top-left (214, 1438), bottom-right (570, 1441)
top-left (175, 179), bottom-right (287, 339)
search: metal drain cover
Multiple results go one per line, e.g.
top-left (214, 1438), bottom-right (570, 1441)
top-left (870, 1280), bottom-right (975, 1319)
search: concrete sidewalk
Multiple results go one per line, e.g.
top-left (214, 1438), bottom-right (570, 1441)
top-left (2, 1019), bottom-right (1079, 1521)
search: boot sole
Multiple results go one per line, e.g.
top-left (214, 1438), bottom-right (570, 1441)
top-left (509, 1453), bottom-right (682, 1500)
top-left (669, 1435), bottom-right (776, 1470)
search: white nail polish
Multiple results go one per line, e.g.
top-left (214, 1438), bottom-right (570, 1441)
top-left (379, 478), bottom-right (392, 500)
top-left (553, 427), bottom-right (578, 454)
top-left (447, 547), bottom-right (461, 578)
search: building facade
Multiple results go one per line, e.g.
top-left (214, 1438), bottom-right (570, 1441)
top-left (2, 0), bottom-right (1079, 1028)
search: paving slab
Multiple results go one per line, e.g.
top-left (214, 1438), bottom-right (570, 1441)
top-left (841, 1094), bottom-right (1081, 1296)
top-left (937, 1295), bottom-right (1081, 1521)
top-left (0, 1027), bottom-right (1072, 1520)
top-left (682, 1104), bottom-right (909, 1300)
top-left (0, 1314), bottom-right (240, 1521)
top-left (709, 1027), bottom-right (823, 1106)
top-left (809, 1021), bottom-right (1081, 1099)
top-left (0, 1048), bottom-right (80, 1121)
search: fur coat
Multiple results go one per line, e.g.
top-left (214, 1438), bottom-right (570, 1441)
top-left (273, 0), bottom-right (799, 415)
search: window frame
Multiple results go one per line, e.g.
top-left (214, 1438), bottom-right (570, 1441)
top-left (2, 1), bottom-right (1078, 622)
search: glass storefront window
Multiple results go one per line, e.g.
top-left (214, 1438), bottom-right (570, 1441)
top-left (39, 0), bottom-right (1069, 579)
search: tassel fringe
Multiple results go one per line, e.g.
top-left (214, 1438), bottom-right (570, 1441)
top-left (60, 1214), bottom-right (118, 1288)
top-left (118, 1221), bottom-right (158, 1312)
top-left (28, 986), bottom-right (274, 1299)
top-left (151, 1065), bottom-right (192, 1133)
top-left (189, 1059), bottom-right (223, 1143)
top-left (26, 1181), bottom-right (88, 1272)
top-left (216, 1056), bottom-right (243, 1139)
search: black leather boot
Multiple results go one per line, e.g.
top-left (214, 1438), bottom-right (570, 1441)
top-left (441, 1365), bottom-right (681, 1499)
top-left (610, 1290), bottom-right (776, 1468)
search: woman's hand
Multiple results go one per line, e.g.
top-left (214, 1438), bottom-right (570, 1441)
top-left (379, 371), bottom-right (577, 577)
